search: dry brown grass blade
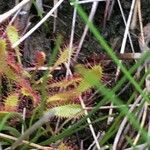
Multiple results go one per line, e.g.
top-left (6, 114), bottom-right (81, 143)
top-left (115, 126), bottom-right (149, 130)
top-left (0, 0), bottom-right (31, 23)
top-left (0, 133), bottom-right (54, 150)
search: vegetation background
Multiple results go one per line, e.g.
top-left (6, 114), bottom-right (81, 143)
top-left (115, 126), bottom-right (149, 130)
top-left (0, 0), bottom-right (150, 149)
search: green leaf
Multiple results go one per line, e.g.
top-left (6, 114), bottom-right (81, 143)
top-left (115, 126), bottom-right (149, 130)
top-left (4, 93), bottom-right (19, 111)
top-left (75, 64), bottom-right (103, 92)
top-left (6, 25), bottom-right (19, 45)
top-left (48, 104), bottom-right (83, 118)
top-left (0, 38), bottom-right (7, 57)
top-left (47, 90), bottom-right (79, 104)
top-left (6, 25), bottom-right (21, 64)
top-left (52, 47), bottom-right (74, 70)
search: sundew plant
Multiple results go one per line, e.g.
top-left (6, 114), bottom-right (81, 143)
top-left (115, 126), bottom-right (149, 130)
top-left (0, 0), bottom-right (150, 149)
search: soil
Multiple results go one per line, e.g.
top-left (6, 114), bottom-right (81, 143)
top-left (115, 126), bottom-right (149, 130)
top-left (0, 0), bottom-right (14, 14)
top-left (2, 0), bottom-right (149, 61)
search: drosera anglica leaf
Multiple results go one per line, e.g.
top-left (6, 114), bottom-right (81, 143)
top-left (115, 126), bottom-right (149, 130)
top-left (47, 90), bottom-right (80, 105)
top-left (52, 47), bottom-right (75, 71)
top-left (53, 48), bottom-right (69, 69)
top-left (6, 25), bottom-right (19, 45)
top-left (58, 142), bottom-right (70, 150)
top-left (0, 38), bottom-right (7, 57)
top-left (75, 64), bottom-right (103, 92)
top-left (0, 38), bottom-right (7, 73)
top-left (48, 75), bottom-right (82, 89)
top-left (6, 25), bottom-right (21, 64)
top-left (4, 93), bottom-right (19, 111)
top-left (48, 104), bottom-right (83, 118)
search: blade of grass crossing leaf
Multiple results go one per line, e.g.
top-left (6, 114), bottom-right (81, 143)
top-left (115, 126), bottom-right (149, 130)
top-left (72, 1), bottom-right (150, 103)
top-left (40, 49), bottom-right (150, 146)
top-left (80, 69), bottom-right (149, 144)
top-left (40, 66), bottom-right (149, 145)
